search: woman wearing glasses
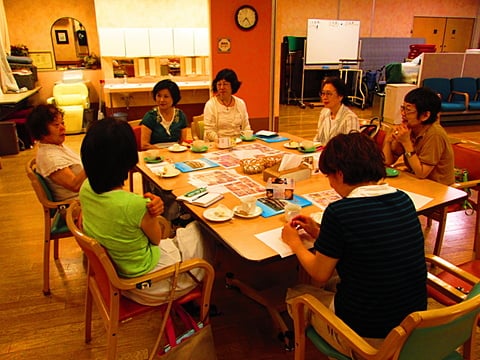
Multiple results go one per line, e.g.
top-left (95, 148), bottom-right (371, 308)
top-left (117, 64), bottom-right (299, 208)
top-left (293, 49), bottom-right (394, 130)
top-left (383, 87), bottom-right (454, 185)
top-left (313, 76), bottom-right (359, 145)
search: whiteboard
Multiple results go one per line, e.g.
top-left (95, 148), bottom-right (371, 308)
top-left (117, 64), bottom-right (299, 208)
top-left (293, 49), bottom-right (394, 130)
top-left (305, 19), bottom-right (360, 65)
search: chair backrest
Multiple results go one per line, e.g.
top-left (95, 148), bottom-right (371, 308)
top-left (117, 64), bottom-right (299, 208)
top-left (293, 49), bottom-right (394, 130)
top-left (66, 202), bottom-right (210, 318)
top-left (423, 78), bottom-right (452, 101)
top-left (453, 143), bottom-right (480, 184)
top-left (132, 125), bottom-right (142, 151)
top-left (359, 117), bottom-right (385, 149)
top-left (393, 282), bottom-right (480, 360)
top-left (451, 77), bottom-right (477, 98)
top-left (191, 114), bottom-right (204, 140)
top-left (53, 82), bottom-right (90, 108)
top-left (25, 158), bottom-right (66, 217)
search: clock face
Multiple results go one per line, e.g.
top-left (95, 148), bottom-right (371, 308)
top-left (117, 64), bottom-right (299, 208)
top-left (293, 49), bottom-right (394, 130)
top-left (235, 5), bottom-right (258, 30)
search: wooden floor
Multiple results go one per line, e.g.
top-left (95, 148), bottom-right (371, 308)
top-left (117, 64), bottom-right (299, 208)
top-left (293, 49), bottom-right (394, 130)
top-left (1, 104), bottom-right (480, 359)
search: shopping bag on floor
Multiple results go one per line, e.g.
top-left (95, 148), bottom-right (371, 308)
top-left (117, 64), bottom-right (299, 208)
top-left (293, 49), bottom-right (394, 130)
top-left (159, 303), bottom-right (216, 360)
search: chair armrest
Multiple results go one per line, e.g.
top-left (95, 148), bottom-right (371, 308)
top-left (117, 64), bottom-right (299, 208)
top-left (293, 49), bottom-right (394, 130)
top-left (289, 293), bottom-right (379, 358)
top-left (452, 179), bottom-right (480, 190)
top-left (450, 90), bottom-right (469, 109)
top-left (426, 254), bottom-right (480, 288)
top-left (113, 258), bottom-right (215, 293)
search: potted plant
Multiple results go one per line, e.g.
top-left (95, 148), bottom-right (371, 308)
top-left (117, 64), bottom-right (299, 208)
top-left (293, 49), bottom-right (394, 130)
top-left (84, 53), bottom-right (99, 69)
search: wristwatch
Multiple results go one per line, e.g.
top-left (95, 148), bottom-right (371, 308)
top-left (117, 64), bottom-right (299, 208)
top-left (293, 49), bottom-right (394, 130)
top-left (404, 150), bottom-right (416, 158)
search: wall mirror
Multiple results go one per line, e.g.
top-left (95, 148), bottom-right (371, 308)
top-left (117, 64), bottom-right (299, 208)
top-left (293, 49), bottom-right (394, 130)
top-left (51, 17), bottom-right (97, 70)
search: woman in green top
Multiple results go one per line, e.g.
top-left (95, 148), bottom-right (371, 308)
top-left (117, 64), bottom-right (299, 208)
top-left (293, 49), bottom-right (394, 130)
top-left (140, 79), bottom-right (188, 150)
top-left (80, 118), bottom-right (210, 305)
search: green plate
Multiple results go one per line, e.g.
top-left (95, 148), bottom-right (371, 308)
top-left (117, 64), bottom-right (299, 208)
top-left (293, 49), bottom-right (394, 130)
top-left (240, 135), bottom-right (256, 141)
top-left (191, 146), bottom-right (209, 153)
top-left (298, 147), bottom-right (317, 153)
top-left (386, 167), bottom-right (399, 177)
top-left (144, 156), bottom-right (164, 164)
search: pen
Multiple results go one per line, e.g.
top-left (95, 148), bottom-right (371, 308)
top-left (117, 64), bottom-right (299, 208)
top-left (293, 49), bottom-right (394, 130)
top-left (191, 192), bottom-right (209, 202)
top-left (185, 187), bottom-right (207, 197)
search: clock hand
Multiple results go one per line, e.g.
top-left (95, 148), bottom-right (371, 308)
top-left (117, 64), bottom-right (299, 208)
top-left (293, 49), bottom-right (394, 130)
top-left (243, 17), bottom-right (250, 25)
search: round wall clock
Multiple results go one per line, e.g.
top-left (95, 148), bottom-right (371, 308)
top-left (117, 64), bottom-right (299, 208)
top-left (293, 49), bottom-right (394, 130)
top-left (235, 5), bottom-right (258, 31)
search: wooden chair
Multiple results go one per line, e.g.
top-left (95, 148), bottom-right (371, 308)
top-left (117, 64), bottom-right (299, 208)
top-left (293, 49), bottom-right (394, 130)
top-left (290, 254), bottom-right (480, 360)
top-left (191, 114), bottom-right (204, 140)
top-left (426, 143), bottom-right (480, 256)
top-left (66, 201), bottom-right (215, 360)
top-left (129, 121), bottom-right (143, 192)
top-left (25, 158), bottom-right (75, 295)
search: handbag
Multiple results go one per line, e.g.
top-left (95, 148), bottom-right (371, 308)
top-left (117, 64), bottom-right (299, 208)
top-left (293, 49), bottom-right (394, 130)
top-left (160, 303), bottom-right (216, 360)
top-left (149, 262), bottom-right (217, 360)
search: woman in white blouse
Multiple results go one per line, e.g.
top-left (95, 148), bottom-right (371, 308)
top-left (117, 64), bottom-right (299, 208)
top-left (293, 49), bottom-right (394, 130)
top-left (203, 68), bottom-right (251, 142)
top-left (314, 77), bottom-right (359, 145)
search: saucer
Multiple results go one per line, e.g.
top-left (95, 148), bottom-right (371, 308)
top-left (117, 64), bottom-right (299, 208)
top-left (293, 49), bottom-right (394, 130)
top-left (144, 156), bottom-right (164, 164)
top-left (203, 207), bottom-right (234, 222)
top-left (386, 167), bottom-right (399, 177)
top-left (298, 147), bottom-right (316, 153)
top-left (233, 205), bottom-right (262, 218)
top-left (168, 145), bottom-right (188, 152)
top-left (191, 146), bottom-right (209, 153)
top-left (240, 135), bottom-right (256, 141)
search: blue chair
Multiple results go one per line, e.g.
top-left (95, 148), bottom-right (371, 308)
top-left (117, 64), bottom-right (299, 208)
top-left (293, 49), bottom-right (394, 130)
top-left (289, 255), bottom-right (480, 360)
top-left (450, 77), bottom-right (480, 111)
top-left (423, 78), bottom-right (466, 112)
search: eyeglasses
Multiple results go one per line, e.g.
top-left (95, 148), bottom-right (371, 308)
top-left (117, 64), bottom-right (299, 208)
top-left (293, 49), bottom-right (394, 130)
top-left (320, 91), bottom-right (337, 97)
top-left (400, 105), bottom-right (417, 115)
top-left (216, 81), bottom-right (231, 88)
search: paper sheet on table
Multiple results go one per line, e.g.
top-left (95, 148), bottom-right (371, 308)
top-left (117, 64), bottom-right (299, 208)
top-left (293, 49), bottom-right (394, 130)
top-left (401, 190), bottom-right (433, 210)
top-left (255, 227), bottom-right (314, 258)
top-left (278, 153), bottom-right (303, 172)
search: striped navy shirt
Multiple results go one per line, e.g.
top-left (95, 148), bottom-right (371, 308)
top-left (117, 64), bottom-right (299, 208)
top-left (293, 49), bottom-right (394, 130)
top-left (315, 189), bottom-right (427, 338)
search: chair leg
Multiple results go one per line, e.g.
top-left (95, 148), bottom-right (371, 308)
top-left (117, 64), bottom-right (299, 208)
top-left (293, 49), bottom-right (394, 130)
top-left (433, 208), bottom-right (448, 256)
top-left (43, 237), bottom-right (51, 295)
top-left (85, 287), bottom-right (93, 343)
top-left (53, 238), bottom-right (59, 259)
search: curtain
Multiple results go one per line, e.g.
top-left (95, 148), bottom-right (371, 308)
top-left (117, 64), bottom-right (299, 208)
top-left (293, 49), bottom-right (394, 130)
top-left (0, 3), bottom-right (19, 93)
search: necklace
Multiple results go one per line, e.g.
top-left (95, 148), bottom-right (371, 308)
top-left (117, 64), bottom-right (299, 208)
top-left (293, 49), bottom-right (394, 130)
top-left (218, 96), bottom-right (233, 111)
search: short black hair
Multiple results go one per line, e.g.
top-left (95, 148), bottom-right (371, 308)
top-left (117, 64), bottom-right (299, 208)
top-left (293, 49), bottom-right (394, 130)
top-left (81, 118), bottom-right (138, 194)
top-left (26, 104), bottom-right (63, 140)
top-left (321, 76), bottom-right (351, 105)
top-left (212, 68), bottom-right (242, 94)
top-left (404, 87), bottom-right (441, 124)
top-left (152, 79), bottom-right (181, 105)
top-left (319, 132), bottom-right (386, 185)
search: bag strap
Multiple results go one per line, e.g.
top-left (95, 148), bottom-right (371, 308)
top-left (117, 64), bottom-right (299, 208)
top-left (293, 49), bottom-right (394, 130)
top-left (149, 262), bottom-right (181, 360)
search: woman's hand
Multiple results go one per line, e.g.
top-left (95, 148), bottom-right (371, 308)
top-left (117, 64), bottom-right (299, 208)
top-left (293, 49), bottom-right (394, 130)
top-left (391, 124), bottom-right (411, 146)
top-left (281, 221), bottom-right (304, 252)
top-left (291, 214), bottom-right (320, 239)
top-left (144, 192), bottom-right (164, 217)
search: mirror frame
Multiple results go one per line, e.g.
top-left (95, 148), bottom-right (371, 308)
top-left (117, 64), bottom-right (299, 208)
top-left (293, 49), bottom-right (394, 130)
top-left (51, 17), bottom-right (93, 70)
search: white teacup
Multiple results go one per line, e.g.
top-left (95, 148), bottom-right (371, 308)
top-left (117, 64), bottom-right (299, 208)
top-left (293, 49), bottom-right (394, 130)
top-left (217, 137), bottom-right (234, 148)
top-left (146, 149), bottom-right (161, 159)
top-left (284, 203), bottom-right (301, 222)
top-left (240, 196), bottom-right (256, 215)
top-left (241, 130), bottom-right (254, 138)
top-left (163, 163), bottom-right (176, 175)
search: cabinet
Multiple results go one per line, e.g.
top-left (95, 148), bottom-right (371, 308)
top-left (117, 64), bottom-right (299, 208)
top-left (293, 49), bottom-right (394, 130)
top-left (383, 84), bottom-right (417, 124)
top-left (412, 17), bottom-right (474, 53)
top-left (149, 28), bottom-right (174, 56)
top-left (99, 27), bottom-right (209, 57)
top-left (98, 28), bottom-right (125, 57)
top-left (124, 28), bottom-right (150, 57)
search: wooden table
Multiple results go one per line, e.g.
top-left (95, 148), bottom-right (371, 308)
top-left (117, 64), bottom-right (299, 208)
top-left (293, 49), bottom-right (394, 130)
top-left (0, 87), bottom-right (41, 120)
top-left (136, 133), bottom-right (468, 262)
top-left (135, 133), bottom-right (467, 349)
